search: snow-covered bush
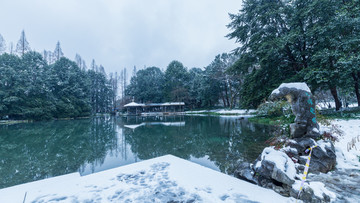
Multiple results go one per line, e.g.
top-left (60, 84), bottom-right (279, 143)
top-left (257, 101), bottom-right (292, 117)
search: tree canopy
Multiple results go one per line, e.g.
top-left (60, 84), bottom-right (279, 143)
top-left (227, 0), bottom-right (360, 110)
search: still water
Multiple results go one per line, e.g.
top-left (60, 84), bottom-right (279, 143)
top-left (0, 115), bottom-right (275, 189)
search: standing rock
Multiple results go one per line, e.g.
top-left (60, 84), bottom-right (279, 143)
top-left (269, 83), bottom-right (320, 139)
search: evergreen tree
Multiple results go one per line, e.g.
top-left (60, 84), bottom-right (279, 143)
top-left (126, 67), bottom-right (165, 103)
top-left (164, 60), bottom-right (190, 102)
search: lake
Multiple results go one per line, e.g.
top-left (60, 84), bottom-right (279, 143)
top-left (0, 115), bottom-right (275, 189)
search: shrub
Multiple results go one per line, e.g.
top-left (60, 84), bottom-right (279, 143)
top-left (257, 101), bottom-right (292, 118)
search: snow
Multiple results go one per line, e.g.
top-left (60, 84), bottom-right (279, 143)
top-left (308, 182), bottom-right (336, 201)
top-left (124, 102), bottom-right (185, 107)
top-left (317, 140), bottom-right (332, 153)
top-left (320, 119), bottom-right (360, 169)
top-left (257, 147), bottom-right (296, 180)
top-left (124, 123), bottom-right (145, 129)
top-left (291, 180), bottom-right (336, 202)
top-left (186, 109), bottom-right (256, 115)
top-left (124, 122), bottom-right (185, 129)
top-left (0, 155), bottom-right (295, 203)
top-left (123, 102), bottom-right (145, 107)
top-left (271, 82), bottom-right (311, 95)
top-left (293, 118), bottom-right (360, 201)
top-left (316, 102), bottom-right (358, 109)
top-left (162, 102), bottom-right (185, 106)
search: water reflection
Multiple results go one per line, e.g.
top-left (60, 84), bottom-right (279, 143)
top-left (120, 116), bottom-right (273, 174)
top-left (0, 116), bottom-right (274, 189)
top-left (0, 117), bottom-right (118, 188)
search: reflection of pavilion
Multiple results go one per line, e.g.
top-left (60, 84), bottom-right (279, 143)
top-left (124, 122), bottom-right (185, 130)
top-left (123, 102), bottom-right (185, 116)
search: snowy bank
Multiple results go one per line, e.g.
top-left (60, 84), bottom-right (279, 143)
top-left (0, 155), bottom-right (295, 203)
top-left (320, 119), bottom-right (360, 169)
top-left (186, 109), bottom-right (256, 116)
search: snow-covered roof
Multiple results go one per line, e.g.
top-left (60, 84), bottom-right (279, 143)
top-left (161, 102), bottom-right (185, 106)
top-left (146, 103), bottom-right (164, 106)
top-left (124, 102), bottom-right (185, 107)
top-left (271, 82), bottom-right (311, 95)
top-left (124, 102), bottom-right (145, 107)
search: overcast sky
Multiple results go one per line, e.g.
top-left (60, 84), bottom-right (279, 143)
top-left (0, 0), bottom-right (242, 75)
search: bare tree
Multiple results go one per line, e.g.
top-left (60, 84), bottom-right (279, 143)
top-left (132, 66), bottom-right (137, 77)
top-left (53, 41), bottom-right (64, 61)
top-left (0, 34), bottom-right (6, 54)
top-left (120, 69), bottom-right (124, 98)
top-left (82, 60), bottom-right (87, 71)
top-left (91, 59), bottom-right (98, 72)
top-left (75, 53), bottom-right (83, 68)
top-left (123, 68), bottom-right (127, 94)
top-left (9, 42), bottom-right (14, 55)
top-left (16, 30), bottom-right (31, 56)
top-left (99, 65), bottom-right (106, 76)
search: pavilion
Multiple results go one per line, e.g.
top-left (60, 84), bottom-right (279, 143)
top-left (123, 102), bottom-right (185, 115)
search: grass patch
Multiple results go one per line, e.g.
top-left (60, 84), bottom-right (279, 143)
top-left (248, 115), bottom-right (295, 126)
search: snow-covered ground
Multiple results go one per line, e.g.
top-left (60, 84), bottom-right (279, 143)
top-left (320, 119), bottom-right (360, 169)
top-left (306, 119), bottom-right (360, 202)
top-left (186, 109), bottom-right (256, 115)
top-left (317, 102), bottom-right (358, 109)
top-left (0, 155), bottom-right (295, 203)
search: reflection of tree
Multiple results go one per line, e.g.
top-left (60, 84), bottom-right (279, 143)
top-left (122, 116), bottom-right (274, 174)
top-left (0, 117), bottom-right (117, 189)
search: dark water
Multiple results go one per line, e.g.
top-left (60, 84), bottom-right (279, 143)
top-left (0, 115), bottom-right (274, 189)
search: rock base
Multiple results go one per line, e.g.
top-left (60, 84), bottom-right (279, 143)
top-left (235, 139), bottom-right (336, 202)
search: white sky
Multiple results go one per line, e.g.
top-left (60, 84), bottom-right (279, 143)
top-left (0, 0), bottom-right (242, 75)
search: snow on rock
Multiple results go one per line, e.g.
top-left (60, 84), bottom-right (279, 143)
top-left (308, 182), bottom-right (336, 201)
top-left (271, 82), bottom-right (311, 95)
top-left (291, 180), bottom-right (336, 202)
top-left (317, 140), bottom-right (333, 154)
top-left (255, 147), bottom-right (296, 185)
top-left (0, 155), bottom-right (294, 203)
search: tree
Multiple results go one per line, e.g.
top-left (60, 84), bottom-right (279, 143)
top-left (336, 1), bottom-right (360, 106)
top-left (9, 42), bottom-right (14, 55)
top-left (132, 66), bottom-right (137, 77)
top-left (226, 0), bottom-right (296, 108)
top-left (126, 67), bottom-right (165, 103)
top-left (164, 60), bottom-right (190, 102)
top-left (188, 68), bottom-right (204, 109)
top-left (109, 72), bottom-right (118, 110)
top-left (50, 57), bottom-right (91, 117)
top-left (15, 30), bottom-right (31, 56)
top-left (91, 59), bottom-right (97, 72)
top-left (53, 41), bottom-right (64, 61)
top-left (42, 50), bottom-right (53, 65)
top-left (0, 53), bottom-right (22, 118)
top-left (75, 53), bottom-right (82, 68)
top-left (0, 34), bottom-right (6, 54)
top-left (226, 0), bottom-right (360, 110)
top-left (206, 53), bottom-right (241, 108)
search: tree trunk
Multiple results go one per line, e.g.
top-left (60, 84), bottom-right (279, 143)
top-left (221, 93), bottom-right (227, 107)
top-left (354, 72), bottom-right (360, 107)
top-left (224, 82), bottom-right (230, 108)
top-left (330, 86), bottom-right (342, 111)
